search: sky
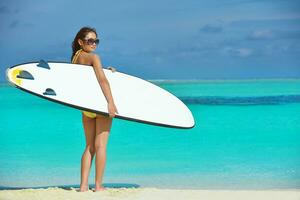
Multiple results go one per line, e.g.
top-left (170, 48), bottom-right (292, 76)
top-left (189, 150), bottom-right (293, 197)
top-left (0, 0), bottom-right (299, 82)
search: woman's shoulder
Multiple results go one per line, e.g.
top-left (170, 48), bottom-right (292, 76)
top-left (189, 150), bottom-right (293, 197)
top-left (80, 51), bottom-right (100, 60)
top-left (78, 52), bottom-right (101, 64)
top-left (91, 53), bottom-right (101, 60)
top-left (89, 53), bottom-right (102, 64)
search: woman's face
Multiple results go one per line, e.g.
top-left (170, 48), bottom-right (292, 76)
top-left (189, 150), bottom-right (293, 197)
top-left (78, 32), bottom-right (99, 53)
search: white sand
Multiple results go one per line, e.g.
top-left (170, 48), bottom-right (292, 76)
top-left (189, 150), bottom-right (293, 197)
top-left (0, 187), bottom-right (299, 200)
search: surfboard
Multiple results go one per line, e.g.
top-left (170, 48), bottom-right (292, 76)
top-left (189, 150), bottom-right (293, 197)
top-left (6, 60), bottom-right (195, 129)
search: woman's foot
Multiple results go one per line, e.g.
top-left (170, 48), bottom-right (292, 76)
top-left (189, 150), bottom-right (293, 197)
top-left (79, 185), bottom-right (89, 192)
top-left (94, 185), bottom-right (106, 192)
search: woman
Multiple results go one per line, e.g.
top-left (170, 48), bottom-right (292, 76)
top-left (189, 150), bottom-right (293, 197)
top-left (71, 27), bottom-right (118, 192)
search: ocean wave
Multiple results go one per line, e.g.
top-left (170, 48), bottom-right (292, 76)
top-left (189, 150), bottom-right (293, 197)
top-left (179, 95), bottom-right (300, 105)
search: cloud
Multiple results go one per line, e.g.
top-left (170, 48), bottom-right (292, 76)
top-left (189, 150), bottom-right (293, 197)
top-left (219, 0), bottom-right (299, 7)
top-left (224, 47), bottom-right (253, 57)
top-left (0, 5), bottom-right (19, 14)
top-left (199, 24), bottom-right (223, 33)
top-left (0, 5), bottom-right (9, 14)
top-left (237, 48), bottom-right (253, 57)
top-left (9, 20), bottom-right (19, 28)
top-left (248, 29), bottom-right (273, 40)
top-left (7, 19), bottom-right (35, 29)
top-left (247, 29), bottom-right (300, 40)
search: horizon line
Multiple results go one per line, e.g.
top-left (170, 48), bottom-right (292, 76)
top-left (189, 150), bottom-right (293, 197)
top-left (1, 78), bottom-right (300, 86)
top-left (147, 78), bottom-right (300, 83)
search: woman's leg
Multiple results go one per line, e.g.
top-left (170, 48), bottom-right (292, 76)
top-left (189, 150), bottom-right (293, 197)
top-left (80, 113), bottom-right (96, 192)
top-left (94, 114), bottom-right (112, 191)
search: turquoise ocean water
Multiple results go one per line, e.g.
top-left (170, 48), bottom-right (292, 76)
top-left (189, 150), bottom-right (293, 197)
top-left (0, 79), bottom-right (299, 189)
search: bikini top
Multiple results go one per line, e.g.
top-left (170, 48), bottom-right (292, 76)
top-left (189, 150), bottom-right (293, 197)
top-left (71, 49), bottom-right (83, 64)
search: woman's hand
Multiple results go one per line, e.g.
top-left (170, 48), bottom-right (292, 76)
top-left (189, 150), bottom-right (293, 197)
top-left (108, 102), bottom-right (118, 118)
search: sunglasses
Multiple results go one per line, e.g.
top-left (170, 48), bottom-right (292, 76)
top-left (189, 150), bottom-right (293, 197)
top-left (83, 38), bottom-right (100, 45)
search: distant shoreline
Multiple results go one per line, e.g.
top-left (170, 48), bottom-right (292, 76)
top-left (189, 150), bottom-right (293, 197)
top-left (147, 78), bottom-right (300, 83)
top-left (1, 78), bottom-right (300, 86)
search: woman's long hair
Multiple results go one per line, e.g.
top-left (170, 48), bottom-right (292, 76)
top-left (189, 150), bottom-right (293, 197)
top-left (71, 27), bottom-right (98, 62)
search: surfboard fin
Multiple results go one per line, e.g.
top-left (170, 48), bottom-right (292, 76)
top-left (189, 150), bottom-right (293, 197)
top-left (43, 88), bottom-right (56, 96)
top-left (37, 59), bottom-right (50, 69)
top-left (16, 70), bottom-right (34, 80)
top-left (108, 66), bottom-right (117, 72)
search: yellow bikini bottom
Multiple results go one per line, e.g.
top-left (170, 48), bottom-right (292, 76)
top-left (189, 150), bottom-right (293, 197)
top-left (82, 110), bottom-right (97, 118)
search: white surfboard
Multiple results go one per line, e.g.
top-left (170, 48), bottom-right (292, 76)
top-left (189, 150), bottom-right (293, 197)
top-left (6, 61), bottom-right (195, 129)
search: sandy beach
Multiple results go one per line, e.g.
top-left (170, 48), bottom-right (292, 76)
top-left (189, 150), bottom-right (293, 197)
top-left (0, 187), bottom-right (299, 200)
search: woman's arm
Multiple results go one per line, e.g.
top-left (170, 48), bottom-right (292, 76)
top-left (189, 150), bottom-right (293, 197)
top-left (91, 54), bottom-right (115, 104)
